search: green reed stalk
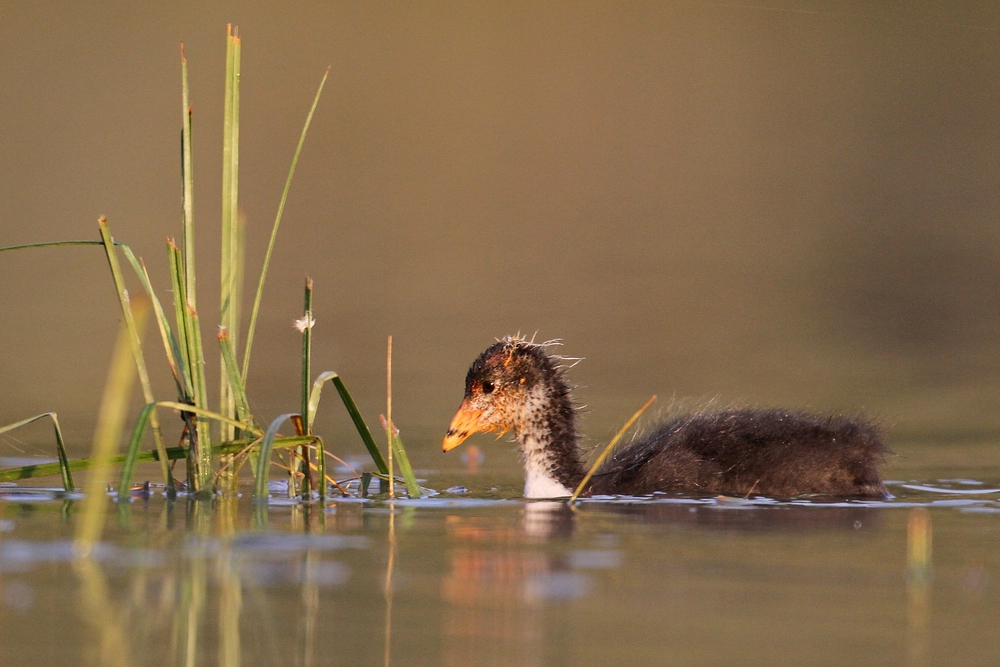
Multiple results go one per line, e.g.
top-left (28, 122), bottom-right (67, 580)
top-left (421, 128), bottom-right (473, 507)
top-left (0, 413), bottom-right (74, 492)
top-left (171, 248), bottom-right (211, 493)
top-left (178, 49), bottom-right (212, 495)
top-left (220, 25), bottom-right (241, 446)
top-left (168, 241), bottom-right (205, 490)
top-left (386, 336), bottom-right (394, 499)
top-left (181, 46), bottom-right (195, 309)
top-left (241, 67), bottom-right (330, 383)
top-left (299, 279), bottom-right (314, 497)
top-left (316, 435), bottom-right (327, 501)
top-left (76, 302), bottom-right (147, 556)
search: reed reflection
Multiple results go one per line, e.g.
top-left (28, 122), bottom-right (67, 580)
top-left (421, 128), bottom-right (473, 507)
top-left (76, 558), bottom-right (130, 667)
top-left (216, 495), bottom-right (241, 667)
top-left (174, 502), bottom-right (210, 667)
top-left (907, 508), bottom-right (932, 667)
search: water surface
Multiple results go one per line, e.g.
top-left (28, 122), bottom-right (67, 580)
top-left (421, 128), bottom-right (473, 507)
top-left (1, 440), bottom-right (998, 667)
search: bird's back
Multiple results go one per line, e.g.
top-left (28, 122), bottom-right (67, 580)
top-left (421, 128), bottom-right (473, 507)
top-left (589, 408), bottom-right (889, 498)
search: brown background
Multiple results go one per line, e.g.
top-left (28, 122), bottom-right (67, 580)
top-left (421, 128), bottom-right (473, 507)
top-left (2, 2), bottom-right (1000, 463)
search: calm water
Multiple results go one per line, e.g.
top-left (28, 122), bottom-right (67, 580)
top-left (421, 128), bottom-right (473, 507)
top-left (1, 440), bottom-right (999, 667)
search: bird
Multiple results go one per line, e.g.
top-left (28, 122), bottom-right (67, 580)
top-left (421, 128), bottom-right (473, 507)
top-left (442, 337), bottom-right (889, 499)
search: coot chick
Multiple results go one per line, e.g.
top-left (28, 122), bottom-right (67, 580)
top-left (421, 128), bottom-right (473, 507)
top-left (443, 337), bottom-right (888, 499)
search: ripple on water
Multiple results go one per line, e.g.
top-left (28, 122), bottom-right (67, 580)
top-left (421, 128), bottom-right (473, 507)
top-left (959, 506), bottom-right (1000, 514)
top-left (900, 483), bottom-right (1000, 495)
top-left (523, 572), bottom-right (593, 602)
top-left (0, 540), bottom-right (163, 572)
top-left (225, 533), bottom-right (370, 553)
top-left (370, 497), bottom-right (515, 509)
top-left (238, 560), bottom-right (350, 588)
top-left (0, 491), bottom-right (58, 503)
top-left (1, 580), bottom-right (35, 612)
top-left (567, 549), bottom-right (623, 569)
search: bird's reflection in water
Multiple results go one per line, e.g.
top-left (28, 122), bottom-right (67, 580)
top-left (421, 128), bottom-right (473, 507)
top-left (522, 501), bottom-right (577, 540)
top-left (440, 503), bottom-right (581, 667)
top-left (440, 496), bottom-right (886, 664)
top-left (580, 498), bottom-right (884, 533)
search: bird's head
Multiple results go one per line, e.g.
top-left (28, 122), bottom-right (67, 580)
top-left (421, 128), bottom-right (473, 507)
top-left (442, 338), bottom-right (561, 452)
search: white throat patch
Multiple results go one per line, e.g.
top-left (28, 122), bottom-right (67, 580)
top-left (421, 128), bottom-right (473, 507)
top-left (524, 469), bottom-right (573, 499)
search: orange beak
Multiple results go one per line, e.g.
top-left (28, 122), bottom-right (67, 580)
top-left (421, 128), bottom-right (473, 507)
top-left (443, 400), bottom-right (485, 452)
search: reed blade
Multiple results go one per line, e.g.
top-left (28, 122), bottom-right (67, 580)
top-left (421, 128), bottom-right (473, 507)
top-left (117, 403), bottom-right (156, 499)
top-left (0, 412), bottom-right (74, 492)
top-left (218, 328), bottom-right (253, 426)
top-left (380, 416), bottom-right (421, 499)
top-left (242, 66), bottom-right (330, 382)
top-left (307, 371), bottom-right (388, 474)
top-left (97, 218), bottom-right (172, 490)
top-left (570, 395), bottom-right (657, 502)
top-left (392, 433), bottom-right (420, 499)
top-left (120, 245), bottom-right (191, 405)
top-left (255, 414), bottom-right (301, 499)
top-left (154, 401), bottom-right (258, 435)
top-left (0, 240), bottom-right (104, 253)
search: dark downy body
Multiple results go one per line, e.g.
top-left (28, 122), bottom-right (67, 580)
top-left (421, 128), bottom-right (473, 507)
top-left (589, 408), bottom-right (887, 498)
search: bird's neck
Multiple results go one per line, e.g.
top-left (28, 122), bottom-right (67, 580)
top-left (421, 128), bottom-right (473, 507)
top-left (514, 384), bottom-right (586, 498)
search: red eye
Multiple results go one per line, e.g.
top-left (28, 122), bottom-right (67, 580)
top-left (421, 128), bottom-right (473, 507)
top-left (482, 380), bottom-right (495, 394)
